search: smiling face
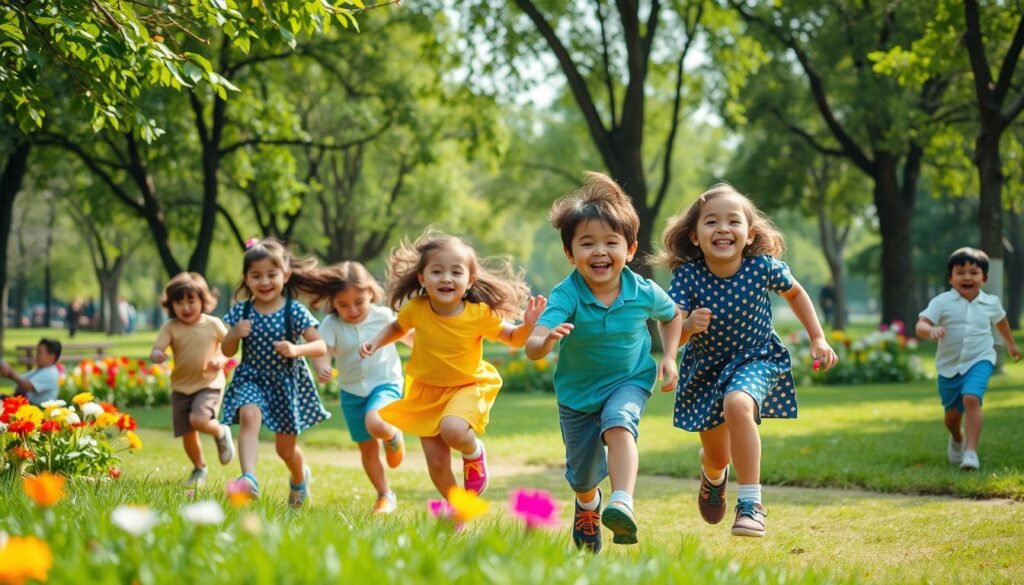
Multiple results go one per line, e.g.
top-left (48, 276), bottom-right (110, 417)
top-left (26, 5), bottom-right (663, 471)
top-left (171, 292), bottom-right (204, 326)
top-left (566, 219), bottom-right (637, 290)
top-left (332, 287), bottom-right (373, 324)
top-left (691, 195), bottom-right (755, 267)
top-left (417, 246), bottom-right (475, 313)
top-left (244, 257), bottom-right (289, 305)
top-left (949, 262), bottom-right (987, 301)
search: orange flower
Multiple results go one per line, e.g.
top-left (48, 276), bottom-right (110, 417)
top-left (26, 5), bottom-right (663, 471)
top-left (100, 402), bottom-right (119, 414)
top-left (11, 446), bottom-right (35, 460)
top-left (0, 535), bottom-right (52, 585)
top-left (23, 473), bottom-right (66, 508)
top-left (118, 415), bottom-right (138, 431)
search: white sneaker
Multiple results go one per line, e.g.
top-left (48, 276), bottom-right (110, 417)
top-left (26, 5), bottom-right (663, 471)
top-left (215, 424), bottom-right (235, 465)
top-left (947, 436), bottom-right (964, 464)
top-left (960, 450), bottom-right (980, 471)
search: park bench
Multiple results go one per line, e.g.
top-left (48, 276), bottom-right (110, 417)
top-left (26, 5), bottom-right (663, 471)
top-left (15, 342), bottom-right (113, 369)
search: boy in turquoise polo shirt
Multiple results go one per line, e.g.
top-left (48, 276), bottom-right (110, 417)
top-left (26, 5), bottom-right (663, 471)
top-left (526, 172), bottom-right (682, 552)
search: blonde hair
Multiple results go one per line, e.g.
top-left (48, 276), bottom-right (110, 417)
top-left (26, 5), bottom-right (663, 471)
top-left (233, 238), bottom-right (323, 300)
top-left (161, 272), bottom-right (219, 318)
top-left (307, 261), bottom-right (386, 314)
top-left (386, 229), bottom-right (530, 320)
top-left (653, 183), bottom-right (785, 270)
top-left (549, 171), bottom-right (640, 250)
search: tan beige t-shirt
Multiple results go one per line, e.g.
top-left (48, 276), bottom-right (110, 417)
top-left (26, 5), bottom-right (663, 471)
top-left (155, 314), bottom-right (229, 394)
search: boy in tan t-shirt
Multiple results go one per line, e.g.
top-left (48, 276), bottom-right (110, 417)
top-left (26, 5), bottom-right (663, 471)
top-left (151, 273), bottom-right (234, 487)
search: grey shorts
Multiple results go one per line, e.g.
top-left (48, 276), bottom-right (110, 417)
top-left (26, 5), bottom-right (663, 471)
top-left (172, 388), bottom-right (222, 437)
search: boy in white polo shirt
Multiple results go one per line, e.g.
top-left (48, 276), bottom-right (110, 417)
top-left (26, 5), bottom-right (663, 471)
top-left (916, 247), bottom-right (1021, 471)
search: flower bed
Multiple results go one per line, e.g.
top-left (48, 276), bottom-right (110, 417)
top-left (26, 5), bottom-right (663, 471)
top-left (1, 393), bottom-right (141, 479)
top-left (789, 321), bottom-right (928, 385)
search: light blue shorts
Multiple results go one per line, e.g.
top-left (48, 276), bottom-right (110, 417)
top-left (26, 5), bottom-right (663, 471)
top-left (340, 383), bottom-right (403, 443)
top-left (938, 361), bottom-right (993, 413)
top-left (557, 384), bottom-right (650, 493)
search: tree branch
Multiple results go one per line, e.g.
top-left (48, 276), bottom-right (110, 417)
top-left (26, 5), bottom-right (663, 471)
top-left (595, 0), bottom-right (618, 127)
top-left (216, 203), bottom-right (246, 250)
top-left (218, 118), bottom-right (393, 157)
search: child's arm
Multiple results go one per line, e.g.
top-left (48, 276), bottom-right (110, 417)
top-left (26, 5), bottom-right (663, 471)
top-left (359, 320), bottom-right (408, 358)
top-left (677, 307), bottom-right (713, 346)
top-left (497, 295), bottom-right (547, 348)
top-left (995, 317), bottom-right (1022, 362)
top-left (273, 327), bottom-right (327, 359)
top-left (221, 319), bottom-right (251, 357)
top-left (780, 281), bottom-right (837, 370)
top-left (150, 325), bottom-right (172, 363)
top-left (657, 308), bottom-right (684, 392)
top-left (312, 351), bottom-right (334, 384)
top-left (915, 317), bottom-right (945, 340)
top-left (205, 343), bottom-right (228, 372)
top-left (525, 323), bottom-right (574, 359)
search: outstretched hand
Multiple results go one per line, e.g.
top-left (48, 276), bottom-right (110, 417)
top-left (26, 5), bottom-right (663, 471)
top-left (545, 323), bottom-right (574, 344)
top-left (272, 341), bottom-right (298, 358)
top-left (683, 308), bottom-right (713, 336)
top-left (523, 295), bottom-right (547, 327)
top-left (150, 348), bottom-right (168, 364)
top-left (810, 337), bottom-right (838, 371)
top-left (658, 356), bottom-right (679, 393)
top-left (358, 342), bottom-right (377, 359)
top-left (317, 365), bottom-right (333, 384)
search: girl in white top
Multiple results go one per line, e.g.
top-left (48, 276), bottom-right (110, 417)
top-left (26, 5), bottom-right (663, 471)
top-left (311, 262), bottom-right (412, 514)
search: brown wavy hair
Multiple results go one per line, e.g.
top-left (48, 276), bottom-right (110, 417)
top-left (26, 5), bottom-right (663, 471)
top-left (305, 261), bottom-right (386, 314)
top-left (653, 183), bottom-right (785, 270)
top-left (549, 171), bottom-right (640, 250)
top-left (161, 272), bottom-right (219, 318)
top-left (386, 229), bottom-right (530, 320)
top-left (233, 238), bottom-right (323, 300)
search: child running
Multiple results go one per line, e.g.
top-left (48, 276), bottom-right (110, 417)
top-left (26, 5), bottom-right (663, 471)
top-left (359, 229), bottom-right (545, 499)
top-left (311, 261), bottom-right (411, 514)
top-left (150, 272), bottom-right (234, 487)
top-left (916, 247), bottom-right (1021, 471)
top-left (655, 183), bottom-right (837, 538)
top-left (221, 238), bottom-right (331, 508)
top-left (526, 172), bottom-right (682, 552)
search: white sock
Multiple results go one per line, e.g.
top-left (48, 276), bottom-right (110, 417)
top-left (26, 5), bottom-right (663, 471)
top-left (737, 484), bottom-right (761, 504)
top-left (577, 491), bottom-right (600, 511)
top-left (704, 467), bottom-right (726, 486)
top-left (608, 490), bottom-right (633, 510)
top-left (463, 439), bottom-right (483, 460)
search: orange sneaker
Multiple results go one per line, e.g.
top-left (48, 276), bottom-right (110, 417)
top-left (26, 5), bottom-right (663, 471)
top-left (373, 492), bottom-right (397, 514)
top-left (383, 433), bottom-right (405, 468)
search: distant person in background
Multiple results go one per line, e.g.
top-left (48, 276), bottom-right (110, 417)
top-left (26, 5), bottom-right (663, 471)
top-left (68, 299), bottom-right (83, 338)
top-left (0, 338), bottom-right (62, 405)
top-left (819, 281), bottom-right (836, 326)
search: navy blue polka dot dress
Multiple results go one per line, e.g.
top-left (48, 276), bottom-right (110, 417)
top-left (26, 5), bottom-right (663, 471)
top-left (668, 255), bottom-right (797, 432)
top-left (220, 299), bottom-right (331, 434)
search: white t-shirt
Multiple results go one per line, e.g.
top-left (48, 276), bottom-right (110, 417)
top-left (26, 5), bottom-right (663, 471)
top-left (24, 365), bottom-right (60, 405)
top-left (919, 289), bottom-right (1006, 378)
top-left (319, 305), bottom-right (403, 397)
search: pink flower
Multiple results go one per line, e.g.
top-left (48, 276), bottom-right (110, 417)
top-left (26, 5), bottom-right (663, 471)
top-left (891, 320), bottom-right (905, 334)
top-left (427, 499), bottom-right (453, 519)
top-left (508, 489), bottom-right (559, 529)
top-left (879, 323), bottom-right (889, 332)
top-left (244, 238), bottom-right (260, 249)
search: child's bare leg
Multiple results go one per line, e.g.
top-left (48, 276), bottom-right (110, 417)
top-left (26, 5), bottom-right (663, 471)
top-left (421, 435), bottom-right (456, 497)
top-left (358, 439), bottom-right (389, 494)
top-left (698, 423), bottom-right (731, 478)
top-left (237, 405), bottom-right (262, 476)
top-left (603, 427), bottom-right (638, 495)
top-left (182, 431), bottom-right (205, 469)
top-left (722, 392), bottom-right (761, 485)
top-left (365, 410), bottom-right (399, 441)
top-left (275, 433), bottom-right (305, 485)
top-left (438, 416), bottom-right (477, 455)
top-left (962, 395), bottom-right (983, 452)
top-left (944, 407), bottom-right (964, 443)
top-left (189, 413), bottom-right (223, 437)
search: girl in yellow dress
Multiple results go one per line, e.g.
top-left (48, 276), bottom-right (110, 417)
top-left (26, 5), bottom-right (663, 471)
top-left (360, 229), bottom-right (545, 498)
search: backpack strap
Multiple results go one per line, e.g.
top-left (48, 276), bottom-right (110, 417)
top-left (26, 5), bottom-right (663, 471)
top-left (240, 301), bottom-right (253, 361)
top-left (283, 297), bottom-right (295, 366)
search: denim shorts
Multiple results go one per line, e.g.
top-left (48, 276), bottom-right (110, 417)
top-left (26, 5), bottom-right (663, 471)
top-left (558, 384), bottom-right (650, 493)
top-left (341, 383), bottom-right (403, 443)
top-left (938, 361), bottom-right (994, 413)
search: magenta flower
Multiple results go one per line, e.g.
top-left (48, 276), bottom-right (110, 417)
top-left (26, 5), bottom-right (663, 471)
top-left (508, 489), bottom-right (559, 529)
top-left (427, 499), bottom-right (453, 519)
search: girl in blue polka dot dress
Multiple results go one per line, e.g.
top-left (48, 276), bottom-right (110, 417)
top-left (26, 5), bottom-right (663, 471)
top-left (654, 184), bottom-right (837, 538)
top-left (220, 238), bottom-right (331, 508)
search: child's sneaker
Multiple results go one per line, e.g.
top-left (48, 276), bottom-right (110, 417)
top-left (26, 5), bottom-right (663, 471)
top-left (215, 424), bottom-right (235, 465)
top-left (183, 467), bottom-right (208, 487)
top-left (601, 501), bottom-right (638, 545)
top-left (463, 442), bottom-right (488, 495)
top-left (947, 436), bottom-right (964, 464)
top-left (572, 490), bottom-right (602, 553)
top-left (373, 492), bottom-right (397, 514)
top-left (960, 450), bottom-right (980, 471)
top-left (230, 473), bottom-right (260, 499)
top-left (730, 499), bottom-right (767, 537)
top-left (383, 433), bottom-right (405, 469)
top-left (698, 466), bottom-right (729, 524)
top-left (288, 466), bottom-right (312, 509)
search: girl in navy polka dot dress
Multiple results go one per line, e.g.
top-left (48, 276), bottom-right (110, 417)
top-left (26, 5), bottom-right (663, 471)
top-left (220, 238), bottom-right (331, 508)
top-left (654, 184), bottom-right (837, 538)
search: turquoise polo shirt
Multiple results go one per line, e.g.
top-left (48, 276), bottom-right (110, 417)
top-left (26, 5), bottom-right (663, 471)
top-left (537, 267), bottom-right (677, 413)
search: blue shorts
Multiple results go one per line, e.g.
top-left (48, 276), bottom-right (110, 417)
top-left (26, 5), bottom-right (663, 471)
top-left (340, 383), bottom-right (403, 443)
top-left (938, 361), bottom-right (994, 413)
top-left (557, 384), bottom-right (650, 493)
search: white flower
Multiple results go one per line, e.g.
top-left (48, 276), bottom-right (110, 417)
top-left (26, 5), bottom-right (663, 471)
top-left (65, 412), bottom-right (81, 425)
top-left (41, 400), bottom-right (66, 408)
top-left (0, 422), bottom-right (7, 434)
top-left (181, 500), bottom-right (225, 526)
top-left (78, 435), bottom-right (98, 448)
top-left (111, 505), bottom-right (159, 536)
top-left (81, 402), bottom-right (104, 418)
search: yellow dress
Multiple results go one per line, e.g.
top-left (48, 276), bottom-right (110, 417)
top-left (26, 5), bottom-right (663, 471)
top-left (380, 297), bottom-right (504, 436)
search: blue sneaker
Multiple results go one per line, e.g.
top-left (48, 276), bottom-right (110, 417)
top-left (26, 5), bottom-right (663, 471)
top-left (572, 490), bottom-right (602, 553)
top-left (288, 466), bottom-right (311, 509)
top-left (601, 500), bottom-right (638, 545)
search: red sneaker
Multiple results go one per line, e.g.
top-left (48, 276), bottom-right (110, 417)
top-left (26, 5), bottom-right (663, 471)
top-left (463, 441), bottom-right (489, 495)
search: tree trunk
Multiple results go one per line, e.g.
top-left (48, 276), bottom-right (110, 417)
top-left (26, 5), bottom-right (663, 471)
top-left (1007, 207), bottom-right (1022, 329)
top-left (0, 141), bottom-right (31, 345)
top-left (818, 209), bottom-right (848, 330)
top-left (873, 160), bottom-right (916, 326)
top-left (43, 197), bottom-right (55, 328)
top-left (97, 261), bottom-right (126, 335)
